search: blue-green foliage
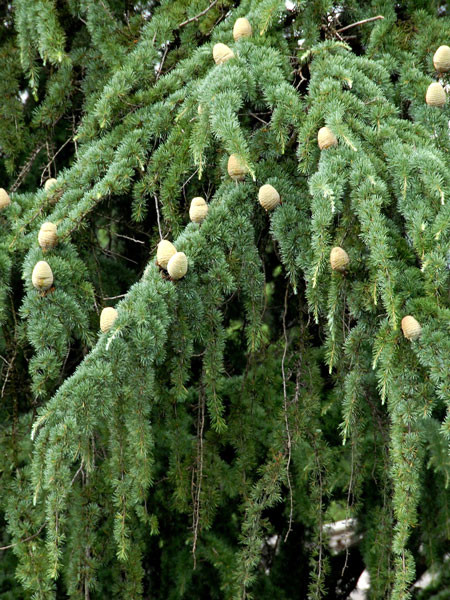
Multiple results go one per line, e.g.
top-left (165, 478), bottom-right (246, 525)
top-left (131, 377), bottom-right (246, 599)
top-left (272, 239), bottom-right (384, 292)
top-left (0, 0), bottom-right (448, 599)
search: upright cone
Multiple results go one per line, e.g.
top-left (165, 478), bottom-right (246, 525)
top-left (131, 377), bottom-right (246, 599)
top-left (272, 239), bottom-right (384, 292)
top-left (433, 45), bottom-right (450, 72)
top-left (168, 252), bottom-right (188, 280)
top-left (330, 247), bottom-right (349, 272)
top-left (32, 261), bottom-right (54, 291)
top-left (213, 43), bottom-right (235, 65)
top-left (227, 154), bottom-right (248, 181)
top-left (318, 127), bottom-right (338, 150)
top-left (157, 240), bottom-right (177, 269)
top-left (258, 184), bottom-right (280, 211)
top-left (189, 197), bottom-right (208, 223)
top-left (401, 316), bottom-right (422, 341)
top-left (233, 18), bottom-right (252, 41)
top-left (100, 307), bottom-right (118, 333)
top-left (425, 82), bottom-right (446, 106)
top-left (44, 178), bottom-right (58, 191)
top-left (38, 222), bottom-right (58, 250)
top-left (0, 188), bottom-right (11, 210)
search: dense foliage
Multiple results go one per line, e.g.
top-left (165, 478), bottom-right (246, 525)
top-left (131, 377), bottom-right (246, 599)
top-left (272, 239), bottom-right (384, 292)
top-left (0, 1), bottom-right (449, 598)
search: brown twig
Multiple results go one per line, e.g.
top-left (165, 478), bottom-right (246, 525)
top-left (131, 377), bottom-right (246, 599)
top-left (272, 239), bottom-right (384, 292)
top-left (70, 461), bottom-right (84, 487)
top-left (100, 247), bottom-right (138, 264)
top-left (281, 286), bottom-right (294, 542)
top-left (178, 0), bottom-right (219, 28)
top-left (0, 523), bottom-right (45, 551)
top-left (1, 348), bottom-right (17, 398)
top-left (154, 195), bottom-right (163, 240)
top-left (113, 233), bottom-right (145, 244)
top-left (10, 144), bottom-right (45, 193)
top-left (155, 43), bottom-right (170, 81)
top-left (336, 15), bottom-right (384, 33)
top-left (181, 168), bottom-right (199, 192)
top-left (249, 112), bottom-right (269, 126)
top-left (102, 294), bottom-right (127, 300)
top-left (40, 136), bottom-right (74, 185)
top-left (191, 383), bottom-right (205, 567)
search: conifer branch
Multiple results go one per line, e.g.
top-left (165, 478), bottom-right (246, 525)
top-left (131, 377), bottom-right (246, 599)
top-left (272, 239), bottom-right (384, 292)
top-left (1, 2), bottom-right (448, 597)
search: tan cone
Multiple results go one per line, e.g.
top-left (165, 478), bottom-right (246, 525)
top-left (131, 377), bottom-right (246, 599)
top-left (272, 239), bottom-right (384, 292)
top-left (38, 222), bottom-right (58, 250)
top-left (258, 184), bottom-right (280, 211)
top-left (0, 188), bottom-right (11, 210)
top-left (233, 18), bottom-right (252, 41)
top-left (32, 261), bottom-right (54, 291)
top-left (401, 316), bottom-right (422, 341)
top-left (330, 247), bottom-right (349, 272)
top-left (189, 197), bottom-right (208, 223)
top-left (100, 307), bottom-right (118, 333)
top-left (227, 154), bottom-right (248, 181)
top-left (318, 127), bottom-right (338, 150)
top-left (44, 178), bottom-right (58, 191)
top-left (213, 43), bottom-right (235, 65)
top-left (168, 252), bottom-right (188, 280)
top-left (157, 240), bottom-right (177, 269)
top-left (425, 82), bottom-right (446, 106)
top-left (433, 45), bottom-right (450, 72)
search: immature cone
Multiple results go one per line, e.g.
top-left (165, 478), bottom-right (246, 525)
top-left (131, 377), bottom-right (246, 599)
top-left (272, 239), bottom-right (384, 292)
top-left (330, 247), bottom-right (349, 272)
top-left (258, 184), bottom-right (280, 211)
top-left (44, 178), bottom-right (58, 191)
top-left (0, 188), bottom-right (11, 210)
top-left (433, 45), bottom-right (450, 72)
top-left (167, 252), bottom-right (188, 280)
top-left (100, 307), bottom-right (118, 333)
top-left (233, 17), bottom-right (252, 41)
top-left (401, 316), bottom-right (422, 341)
top-left (189, 197), bottom-right (208, 223)
top-left (213, 43), bottom-right (235, 65)
top-left (32, 261), bottom-right (53, 291)
top-left (38, 222), bottom-right (58, 250)
top-left (425, 82), bottom-right (446, 107)
top-left (157, 240), bottom-right (177, 269)
top-left (227, 154), bottom-right (248, 181)
top-left (318, 127), bottom-right (338, 150)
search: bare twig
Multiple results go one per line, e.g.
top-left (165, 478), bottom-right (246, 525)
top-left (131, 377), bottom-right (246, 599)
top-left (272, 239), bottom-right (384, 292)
top-left (10, 144), bottom-right (44, 193)
top-left (154, 195), bottom-right (163, 240)
top-left (281, 286), bottom-right (294, 542)
top-left (40, 136), bottom-right (74, 185)
top-left (341, 438), bottom-right (355, 576)
top-left (100, 247), bottom-right (138, 264)
top-left (181, 168), bottom-right (199, 192)
top-left (114, 233), bottom-right (145, 244)
top-left (336, 15), bottom-right (384, 33)
top-left (155, 43), bottom-right (170, 81)
top-left (70, 462), bottom-right (84, 487)
top-left (72, 114), bottom-right (79, 158)
top-left (102, 294), bottom-right (127, 300)
top-left (249, 112), bottom-right (269, 125)
top-left (178, 0), bottom-right (218, 28)
top-left (192, 384), bottom-right (206, 567)
top-left (1, 349), bottom-right (17, 398)
top-left (0, 523), bottom-right (45, 551)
